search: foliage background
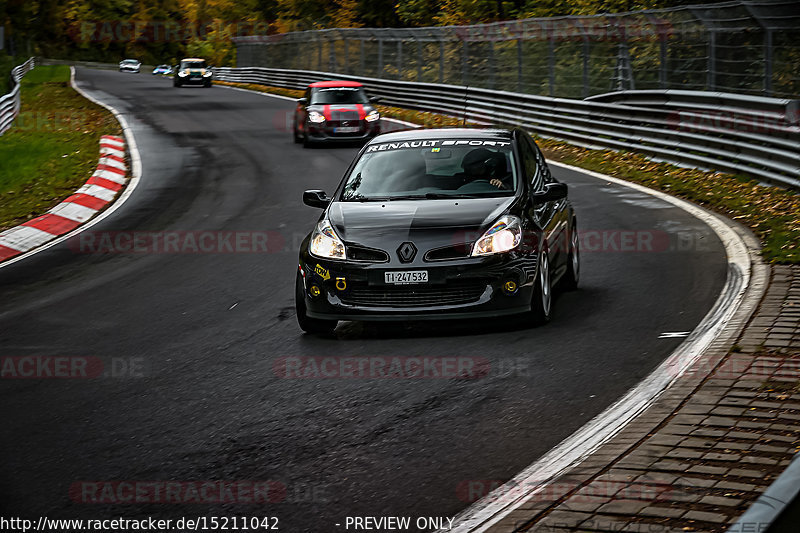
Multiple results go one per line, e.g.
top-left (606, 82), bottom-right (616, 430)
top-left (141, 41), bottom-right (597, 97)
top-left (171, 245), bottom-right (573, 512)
top-left (1, 0), bottom-right (694, 66)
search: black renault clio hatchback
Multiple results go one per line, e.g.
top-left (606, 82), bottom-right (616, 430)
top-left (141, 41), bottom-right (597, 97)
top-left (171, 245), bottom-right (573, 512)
top-left (296, 128), bottom-right (579, 335)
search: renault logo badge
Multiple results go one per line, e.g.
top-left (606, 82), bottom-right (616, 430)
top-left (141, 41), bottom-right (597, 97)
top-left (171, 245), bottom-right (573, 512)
top-left (397, 242), bottom-right (417, 263)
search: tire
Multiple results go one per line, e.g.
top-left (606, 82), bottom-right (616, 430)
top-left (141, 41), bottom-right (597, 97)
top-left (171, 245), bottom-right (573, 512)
top-left (530, 250), bottom-right (553, 326)
top-left (295, 273), bottom-right (337, 336)
top-left (174, 80), bottom-right (181, 88)
top-left (293, 120), bottom-right (303, 144)
top-left (204, 80), bottom-right (211, 88)
top-left (561, 221), bottom-right (580, 291)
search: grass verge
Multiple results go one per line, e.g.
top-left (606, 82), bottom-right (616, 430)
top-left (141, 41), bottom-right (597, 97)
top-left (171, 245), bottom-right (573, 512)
top-left (215, 79), bottom-right (799, 264)
top-left (0, 65), bottom-right (122, 231)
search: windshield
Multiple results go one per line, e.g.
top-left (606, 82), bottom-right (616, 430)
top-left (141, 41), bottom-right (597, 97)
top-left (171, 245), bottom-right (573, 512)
top-left (181, 60), bottom-right (206, 69)
top-left (122, 60), bottom-right (138, 64)
top-left (340, 139), bottom-right (518, 201)
top-left (310, 87), bottom-right (368, 105)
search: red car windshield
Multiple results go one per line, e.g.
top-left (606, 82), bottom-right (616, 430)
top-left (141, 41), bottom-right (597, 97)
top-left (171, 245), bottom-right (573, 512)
top-left (310, 87), bottom-right (368, 105)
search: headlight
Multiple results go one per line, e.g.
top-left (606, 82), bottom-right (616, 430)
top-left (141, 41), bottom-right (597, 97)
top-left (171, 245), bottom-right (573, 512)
top-left (178, 70), bottom-right (188, 77)
top-left (472, 215), bottom-right (522, 256)
top-left (309, 220), bottom-right (345, 260)
top-left (308, 111), bottom-right (326, 123)
top-left (365, 110), bottom-right (380, 122)
top-left (203, 70), bottom-right (212, 77)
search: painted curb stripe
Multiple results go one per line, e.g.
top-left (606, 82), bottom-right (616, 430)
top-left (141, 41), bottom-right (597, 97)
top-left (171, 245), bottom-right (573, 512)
top-left (0, 67), bottom-right (142, 270)
top-left (75, 184), bottom-right (117, 202)
top-left (99, 157), bottom-right (126, 171)
top-left (93, 169), bottom-right (128, 184)
top-left (103, 153), bottom-right (126, 165)
top-left (22, 214), bottom-right (81, 235)
top-left (48, 202), bottom-right (98, 223)
top-left (0, 226), bottom-right (57, 251)
top-left (0, 135), bottom-right (127, 264)
top-left (64, 193), bottom-right (110, 210)
top-left (0, 245), bottom-right (21, 261)
top-left (86, 176), bottom-right (123, 192)
top-left (100, 147), bottom-right (125, 158)
top-left (96, 163), bottom-right (126, 175)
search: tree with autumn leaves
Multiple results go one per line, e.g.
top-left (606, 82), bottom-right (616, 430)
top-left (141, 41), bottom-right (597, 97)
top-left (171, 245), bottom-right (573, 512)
top-left (1, 0), bottom-right (695, 65)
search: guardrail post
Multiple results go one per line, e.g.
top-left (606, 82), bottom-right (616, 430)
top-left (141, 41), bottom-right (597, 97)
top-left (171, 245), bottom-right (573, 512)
top-left (317, 37), bottom-right (323, 71)
top-left (659, 32), bottom-right (668, 89)
top-left (360, 39), bottom-right (365, 76)
top-left (417, 40), bottom-right (422, 81)
top-left (343, 38), bottom-right (349, 74)
top-left (439, 41), bottom-right (445, 84)
top-left (397, 40), bottom-right (403, 80)
top-left (582, 37), bottom-right (589, 98)
top-left (329, 37), bottom-right (336, 71)
top-left (764, 29), bottom-right (773, 96)
top-left (378, 38), bottom-right (384, 78)
top-left (517, 38), bottom-right (523, 93)
top-left (488, 40), bottom-right (495, 90)
top-left (707, 30), bottom-right (716, 91)
top-left (548, 34), bottom-right (555, 96)
top-left (462, 40), bottom-right (469, 86)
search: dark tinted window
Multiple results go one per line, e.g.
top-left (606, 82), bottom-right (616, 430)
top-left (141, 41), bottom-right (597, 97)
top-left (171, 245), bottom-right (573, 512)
top-left (181, 60), bottom-right (206, 69)
top-left (518, 136), bottom-right (542, 191)
top-left (310, 87), bottom-right (368, 105)
top-left (341, 140), bottom-right (518, 200)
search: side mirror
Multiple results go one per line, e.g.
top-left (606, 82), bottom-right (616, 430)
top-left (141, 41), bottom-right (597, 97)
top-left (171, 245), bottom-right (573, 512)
top-left (369, 96), bottom-right (381, 103)
top-left (297, 97), bottom-right (308, 105)
top-left (303, 190), bottom-right (330, 208)
top-left (532, 182), bottom-right (568, 204)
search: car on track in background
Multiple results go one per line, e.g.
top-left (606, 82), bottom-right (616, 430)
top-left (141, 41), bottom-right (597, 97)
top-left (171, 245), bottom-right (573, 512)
top-left (173, 58), bottom-right (213, 88)
top-left (152, 64), bottom-right (173, 75)
top-left (119, 59), bottom-right (141, 73)
top-left (293, 81), bottom-right (381, 147)
top-left (295, 128), bottom-right (579, 335)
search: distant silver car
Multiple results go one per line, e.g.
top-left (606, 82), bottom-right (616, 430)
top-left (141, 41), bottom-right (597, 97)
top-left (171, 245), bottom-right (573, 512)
top-left (152, 64), bottom-right (173, 75)
top-left (119, 59), bottom-right (141, 73)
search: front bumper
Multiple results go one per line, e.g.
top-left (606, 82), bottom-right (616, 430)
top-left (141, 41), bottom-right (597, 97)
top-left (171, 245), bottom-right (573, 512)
top-left (177, 75), bottom-right (212, 85)
top-left (306, 121), bottom-right (380, 143)
top-left (298, 250), bottom-right (538, 321)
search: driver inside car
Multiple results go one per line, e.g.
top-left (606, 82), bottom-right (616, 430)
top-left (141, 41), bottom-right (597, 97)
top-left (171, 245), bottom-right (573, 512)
top-left (461, 148), bottom-right (508, 189)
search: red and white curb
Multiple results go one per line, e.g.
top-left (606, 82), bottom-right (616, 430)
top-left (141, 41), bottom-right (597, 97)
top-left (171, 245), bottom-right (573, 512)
top-left (0, 135), bottom-right (127, 262)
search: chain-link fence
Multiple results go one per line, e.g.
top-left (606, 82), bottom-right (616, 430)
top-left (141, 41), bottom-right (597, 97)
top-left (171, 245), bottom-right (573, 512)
top-left (232, 0), bottom-right (799, 99)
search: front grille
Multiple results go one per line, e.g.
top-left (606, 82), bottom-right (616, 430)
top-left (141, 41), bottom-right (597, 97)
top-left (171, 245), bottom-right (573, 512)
top-left (329, 110), bottom-right (360, 121)
top-left (340, 281), bottom-right (487, 308)
top-left (347, 245), bottom-right (389, 262)
top-left (425, 243), bottom-right (473, 261)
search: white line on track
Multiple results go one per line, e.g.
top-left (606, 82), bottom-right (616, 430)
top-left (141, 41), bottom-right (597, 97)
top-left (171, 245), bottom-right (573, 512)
top-left (0, 67), bottom-right (143, 270)
top-left (441, 161), bottom-right (759, 532)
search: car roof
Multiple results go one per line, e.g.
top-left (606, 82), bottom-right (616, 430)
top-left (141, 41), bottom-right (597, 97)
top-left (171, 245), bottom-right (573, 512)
top-left (181, 58), bottom-right (205, 62)
top-left (308, 80), bottom-right (363, 88)
top-left (122, 59), bottom-right (138, 62)
top-left (368, 128), bottom-right (514, 144)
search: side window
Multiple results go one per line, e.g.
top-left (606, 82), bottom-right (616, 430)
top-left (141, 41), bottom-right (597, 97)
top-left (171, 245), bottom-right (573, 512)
top-left (518, 136), bottom-right (543, 192)
top-left (532, 142), bottom-right (553, 183)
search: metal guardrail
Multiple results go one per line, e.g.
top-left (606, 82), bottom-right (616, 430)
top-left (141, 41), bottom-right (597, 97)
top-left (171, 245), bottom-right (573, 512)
top-left (0, 57), bottom-right (35, 137)
top-left (214, 66), bottom-right (800, 189)
top-left (233, 0), bottom-right (800, 99)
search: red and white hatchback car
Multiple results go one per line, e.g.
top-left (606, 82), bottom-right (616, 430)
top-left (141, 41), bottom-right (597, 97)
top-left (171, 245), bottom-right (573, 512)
top-left (293, 81), bottom-right (382, 147)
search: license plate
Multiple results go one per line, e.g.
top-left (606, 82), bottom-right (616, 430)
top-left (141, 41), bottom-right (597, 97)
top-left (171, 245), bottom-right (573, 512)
top-left (384, 271), bottom-right (428, 285)
top-left (335, 126), bottom-right (360, 133)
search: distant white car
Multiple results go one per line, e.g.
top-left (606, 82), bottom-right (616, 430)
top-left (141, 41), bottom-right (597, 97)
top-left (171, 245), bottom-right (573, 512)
top-left (119, 59), bottom-right (141, 73)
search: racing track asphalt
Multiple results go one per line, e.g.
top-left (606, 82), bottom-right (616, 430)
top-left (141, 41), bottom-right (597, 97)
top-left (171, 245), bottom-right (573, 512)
top-left (0, 68), bottom-right (728, 531)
